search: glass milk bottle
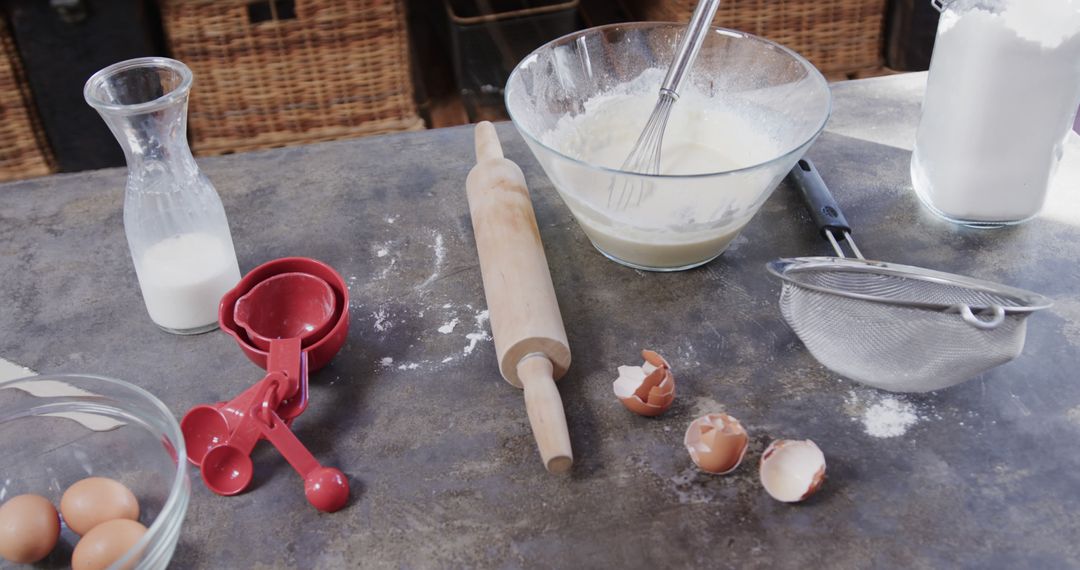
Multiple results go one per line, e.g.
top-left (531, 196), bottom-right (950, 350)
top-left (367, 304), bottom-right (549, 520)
top-left (911, 0), bottom-right (1080, 227)
top-left (84, 58), bottom-right (241, 334)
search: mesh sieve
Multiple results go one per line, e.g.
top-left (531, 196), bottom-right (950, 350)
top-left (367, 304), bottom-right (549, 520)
top-left (768, 159), bottom-right (1052, 392)
top-left (768, 257), bottom-right (1050, 392)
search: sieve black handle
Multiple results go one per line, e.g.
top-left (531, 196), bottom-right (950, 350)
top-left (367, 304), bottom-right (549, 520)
top-left (787, 158), bottom-right (852, 240)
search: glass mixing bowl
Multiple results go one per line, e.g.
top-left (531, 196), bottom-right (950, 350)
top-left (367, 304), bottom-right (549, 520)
top-left (506, 23), bottom-right (831, 271)
top-left (0, 374), bottom-right (190, 569)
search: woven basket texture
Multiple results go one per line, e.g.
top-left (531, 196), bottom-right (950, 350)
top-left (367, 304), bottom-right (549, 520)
top-left (0, 17), bottom-right (54, 182)
top-left (626, 0), bottom-right (887, 78)
top-left (160, 0), bottom-right (424, 155)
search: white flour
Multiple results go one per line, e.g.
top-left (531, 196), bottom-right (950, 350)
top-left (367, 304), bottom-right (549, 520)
top-left (862, 398), bottom-right (920, 438)
top-left (417, 232), bottom-right (446, 290)
top-left (912, 0), bottom-right (1080, 223)
top-left (846, 391), bottom-right (923, 438)
top-left (370, 306), bottom-right (492, 373)
top-left (438, 318), bottom-right (459, 334)
top-left (463, 310), bottom-right (491, 355)
top-left (372, 309), bottom-right (392, 332)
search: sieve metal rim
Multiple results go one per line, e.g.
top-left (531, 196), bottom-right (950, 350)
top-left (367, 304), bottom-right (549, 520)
top-left (765, 256), bottom-right (1054, 313)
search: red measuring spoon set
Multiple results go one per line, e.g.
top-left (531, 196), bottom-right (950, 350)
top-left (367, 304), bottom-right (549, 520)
top-left (181, 257), bottom-right (351, 513)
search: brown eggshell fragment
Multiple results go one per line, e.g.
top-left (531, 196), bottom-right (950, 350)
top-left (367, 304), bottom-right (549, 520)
top-left (612, 349), bottom-right (675, 417)
top-left (759, 439), bottom-right (827, 503)
top-left (71, 518), bottom-right (147, 570)
top-left (61, 477), bottom-right (140, 536)
top-left (684, 413), bottom-right (749, 474)
top-left (641, 349), bottom-right (669, 369)
top-left (0, 494), bottom-right (60, 564)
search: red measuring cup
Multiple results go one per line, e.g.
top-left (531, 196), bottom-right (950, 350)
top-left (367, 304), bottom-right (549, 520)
top-left (233, 272), bottom-right (337, 350)
top-left (218, 257), bottom-right (350, 372)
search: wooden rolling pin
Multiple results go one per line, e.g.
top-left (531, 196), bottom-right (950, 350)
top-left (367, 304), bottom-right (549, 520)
top-left (465, 121), bottom-right (573, 474)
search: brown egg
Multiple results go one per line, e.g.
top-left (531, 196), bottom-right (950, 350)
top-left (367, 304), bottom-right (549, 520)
top-left (72, 518), bottom-right (147, 570)
top-left (61, 477), bottom-right (140, 535)
top-left (0, 494), bottom-right (61, 564)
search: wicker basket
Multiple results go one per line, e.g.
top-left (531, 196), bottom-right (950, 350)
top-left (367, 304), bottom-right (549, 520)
top-left (626, 0), bottom-right (887, 79)
top-left (159, 0), bottom-right (424, 155)
top-left (0, 17), bottom-right (54, 183)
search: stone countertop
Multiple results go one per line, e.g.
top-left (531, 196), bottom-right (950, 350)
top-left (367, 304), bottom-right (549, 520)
top-left (2, 72), bottom-right (1079, 569)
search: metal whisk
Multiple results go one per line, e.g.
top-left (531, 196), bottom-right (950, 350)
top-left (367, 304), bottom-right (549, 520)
top-left (608, 0), bottom-right (723, 210)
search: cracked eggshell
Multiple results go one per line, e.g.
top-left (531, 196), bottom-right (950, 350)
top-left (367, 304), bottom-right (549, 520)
top-left (612, 349), bottom-right (675, 417)
top-left (759, 439), bottom-right (826, 503)
top-left (684, 413), bottom-right (749, 474)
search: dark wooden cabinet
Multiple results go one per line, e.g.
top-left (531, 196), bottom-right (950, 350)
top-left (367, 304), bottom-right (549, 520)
top-left (5, 0), bottom-right (165, 172)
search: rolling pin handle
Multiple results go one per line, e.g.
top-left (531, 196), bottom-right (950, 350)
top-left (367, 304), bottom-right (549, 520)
top-left (516, 354), bottom-right (573, 473)
top-left (474, 121), bottom-right (504, 163)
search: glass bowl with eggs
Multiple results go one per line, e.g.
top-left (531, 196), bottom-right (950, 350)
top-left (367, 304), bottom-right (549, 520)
top-left (0, 374), bottom-right (189, 569)
top-left (506, 23), bottom-right (831, 271)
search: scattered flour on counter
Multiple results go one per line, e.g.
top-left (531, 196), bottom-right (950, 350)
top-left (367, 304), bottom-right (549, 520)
top-left (1067, 405), bottom-right (1080, 426)
top-left (863, 398), bottom-right (920, 438)
top-left (373, 309), bottom-right (392, 332)
top-left (376, 248), bottom-right (389, 258)
top-left (438, 318), bottom-right (459, 334)
top-left (846, 390), bottom-right (922, 438)
top-left (397, 363), bottom-right (420, 371)
top-left (417, 232), bottom-right (446, 290)
top-left (380, 357), bottom-right (394, 368)
top-left (463, 309), bottom-right (492, 355)
top-left (464, 333), bottom-right (491, 355)
top-left (386, 216), bottom-right (397, 224)
top-left (375, 257), bottom-right (397, 281)
top-left (346, 276), bottom-right (363, 309)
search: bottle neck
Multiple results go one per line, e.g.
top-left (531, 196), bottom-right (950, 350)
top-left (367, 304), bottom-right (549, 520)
top-left (100, 97), bottom-right (199, 180)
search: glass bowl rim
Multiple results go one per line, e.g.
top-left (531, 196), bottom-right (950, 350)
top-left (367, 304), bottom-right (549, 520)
top-left (504, 22), bottom-right (833, 180)
top-left (0, 372), bottom-right (189, 568)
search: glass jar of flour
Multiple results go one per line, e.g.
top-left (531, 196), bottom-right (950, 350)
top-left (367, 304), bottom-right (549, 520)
top-left (911, 0), bottom-right (1080, 227)
top-left (85, 58), bottom-right (241, 334)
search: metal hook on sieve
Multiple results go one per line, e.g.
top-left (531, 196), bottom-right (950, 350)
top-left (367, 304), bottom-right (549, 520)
top-left (955, 304), bottom-right (1007, 330)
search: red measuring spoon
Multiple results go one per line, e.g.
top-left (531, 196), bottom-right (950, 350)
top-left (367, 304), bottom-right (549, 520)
top-left (233, 272), bottom-right (337, 350)
top-left (182, 338), bottom-right (303, 467)
top-left (200, 374), bottom-right (286, 495)
top-left (181, 382), bottom-right (262, 467)
top-left (257, 408), bottom-right (349, 513)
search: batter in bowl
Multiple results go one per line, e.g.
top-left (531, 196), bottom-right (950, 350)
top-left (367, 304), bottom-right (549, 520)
top-left (538, 69), bottom-right (787, 270)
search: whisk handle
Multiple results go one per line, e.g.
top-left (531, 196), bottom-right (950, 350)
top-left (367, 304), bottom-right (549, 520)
top-left (788, 158), bottom-right (852, 241)
top-left (661, 0), bottom-right (723, 96)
